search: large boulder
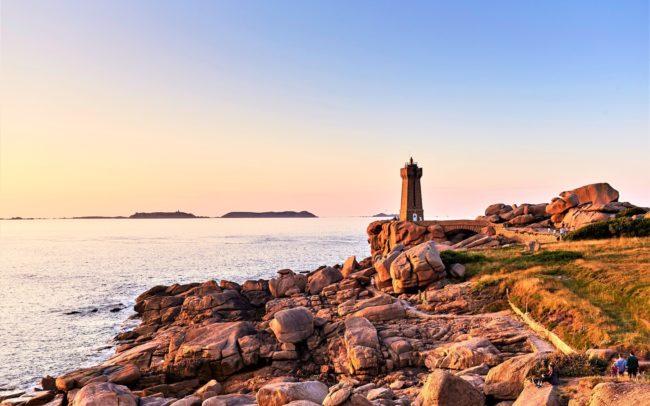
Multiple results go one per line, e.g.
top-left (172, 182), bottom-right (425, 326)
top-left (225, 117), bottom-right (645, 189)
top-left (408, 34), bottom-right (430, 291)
top-left (269, 269), bottom-right (307, 297)
top-left (344, 317), bottom-right (380, 374)
top-left (422, 338), bottom-right (501, 370)
top-left (508, 214), bottom-right (536, 226)
top-left (306, 267), bottom-right (343, 295)
top-left (484, 352), bottom-right (549, 400)
top-left (485, 204), bottom-right (513, 216)
top-left (70, 382), bottom-right (138, 406)
top-left (269, 307), bottom-right (314, 343)
top-left (512, 382), bottom-right (560, 406)
top-left (389, 241), bottom-right (445, 293)
top-left (256, 381), bottom-right (328, 406)
top-left (547, 183), bottom-right (619, 215)
top-left (165, 321), bottom-right (256, 380)
top-left (589, 382), bottom-right (650, 405)
top-left (415, 369), bottom-right (485, 406)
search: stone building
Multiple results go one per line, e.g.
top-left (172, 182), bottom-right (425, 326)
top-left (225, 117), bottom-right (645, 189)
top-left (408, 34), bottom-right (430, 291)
top-left (399, 158), bottom-right (424, 221)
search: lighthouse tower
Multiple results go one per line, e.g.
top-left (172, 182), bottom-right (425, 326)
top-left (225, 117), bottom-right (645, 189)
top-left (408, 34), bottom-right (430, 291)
top-left (399, 158), bottom-right (423, 221)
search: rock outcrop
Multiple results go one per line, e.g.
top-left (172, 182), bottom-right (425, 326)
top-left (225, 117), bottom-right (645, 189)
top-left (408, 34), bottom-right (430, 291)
top-left (33, 235), bottom-right (559, 406)
top-left (477, 183), bottom-right (644, 229)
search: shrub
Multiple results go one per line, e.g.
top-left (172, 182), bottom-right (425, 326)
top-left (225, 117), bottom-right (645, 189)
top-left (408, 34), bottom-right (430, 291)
top-left (567, 218), bottom-right (650, 241)
top-left (615, 207), bottom-right (647, 218)
top-left (528, 353), bottom-right (603, 378)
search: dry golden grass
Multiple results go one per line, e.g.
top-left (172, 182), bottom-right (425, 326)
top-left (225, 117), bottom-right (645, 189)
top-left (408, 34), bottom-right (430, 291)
top-left (467, 237), bottom-right (650, 356)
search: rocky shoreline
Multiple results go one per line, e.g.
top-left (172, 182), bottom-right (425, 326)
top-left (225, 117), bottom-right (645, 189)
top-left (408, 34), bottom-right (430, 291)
top-left (3, 184), bottom-right (649, 405)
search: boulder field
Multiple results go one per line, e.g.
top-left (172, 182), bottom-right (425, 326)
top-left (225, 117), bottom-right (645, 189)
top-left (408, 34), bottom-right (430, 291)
top-left (5, 240), bottom-right (649, 405)
top-left (477, 182), bottom-right (646, 229)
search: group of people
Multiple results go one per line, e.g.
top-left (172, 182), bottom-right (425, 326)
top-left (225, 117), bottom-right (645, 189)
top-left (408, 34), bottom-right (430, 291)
top-left (548, 223), bottom-right (575, 241)
top-left (611, 352), bottom-right (640, 380)
top-left (533, 351), bottom-right (642, 389)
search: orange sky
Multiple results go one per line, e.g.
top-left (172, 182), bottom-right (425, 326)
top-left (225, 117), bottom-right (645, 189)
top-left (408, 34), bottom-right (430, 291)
top-left (1, 1), bottom-right (648, 218)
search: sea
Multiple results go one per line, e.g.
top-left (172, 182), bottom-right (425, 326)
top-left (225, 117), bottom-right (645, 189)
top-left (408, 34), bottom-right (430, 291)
top-left (0, 217), bottom-right (372, 392)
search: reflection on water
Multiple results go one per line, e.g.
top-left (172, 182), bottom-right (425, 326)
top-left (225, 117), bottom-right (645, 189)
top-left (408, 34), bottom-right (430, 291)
top-left (0, 218), bottom-right (371, 390)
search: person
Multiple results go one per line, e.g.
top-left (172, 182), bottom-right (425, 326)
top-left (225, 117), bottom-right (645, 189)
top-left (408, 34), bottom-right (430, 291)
top-left (611, 362), bottom-right (619, 377)
top-left (534, 361), bottom-right (559, 387)
top-left (614, 354), bottom-right (627, 378)
top-left (627, 351), bottom-right (639, 380)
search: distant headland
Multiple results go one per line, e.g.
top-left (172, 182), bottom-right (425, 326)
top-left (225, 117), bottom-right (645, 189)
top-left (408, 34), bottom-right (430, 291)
top-left (372, 213), bottom-right (398, 218)
top-left (221, 211), bottom-right (317, 218)
top-left (129, 211), bottom-right (200, 219)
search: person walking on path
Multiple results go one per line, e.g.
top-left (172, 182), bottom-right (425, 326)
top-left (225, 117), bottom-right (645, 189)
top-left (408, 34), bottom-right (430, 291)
top-left (627, 351), bottom-right (639, 381)
top-left (614, 354), bottom-right (627, 378)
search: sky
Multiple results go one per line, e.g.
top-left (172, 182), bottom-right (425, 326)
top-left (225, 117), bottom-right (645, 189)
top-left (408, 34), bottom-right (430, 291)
top-left (1, 0), bottom-right (648, 218)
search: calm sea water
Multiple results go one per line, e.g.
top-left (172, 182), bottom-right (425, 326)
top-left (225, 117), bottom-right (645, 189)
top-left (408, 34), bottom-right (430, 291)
top-left (0, 218), bottom-right (371, 392)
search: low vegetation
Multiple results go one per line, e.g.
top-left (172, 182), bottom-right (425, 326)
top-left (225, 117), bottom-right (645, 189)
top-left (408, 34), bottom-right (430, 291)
top-left (528, 353), bottom-right (605, 378)
top-left (463, 237), bottom-right (650, 356)
top-left (566, 217), bottom-right (650, 241)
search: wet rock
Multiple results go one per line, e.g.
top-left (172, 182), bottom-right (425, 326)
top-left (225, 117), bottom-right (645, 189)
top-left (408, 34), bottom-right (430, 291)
top-left (270, 307), bottom-right (314, 343)
top-left (23, 391), bottom-right (55, 406)
top-left (256, 381), bottom-right (328, 406)
top-left (415, 369), bottom-right (484, 406)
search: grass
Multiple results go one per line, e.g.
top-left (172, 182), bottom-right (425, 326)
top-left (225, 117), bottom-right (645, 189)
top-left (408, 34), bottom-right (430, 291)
top-left (463, 237), bottom-right (650, 357)
top-left (440, 250), bottom-right (487, 267)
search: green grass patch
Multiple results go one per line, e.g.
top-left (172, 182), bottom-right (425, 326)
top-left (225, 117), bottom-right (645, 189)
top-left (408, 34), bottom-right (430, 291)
top-left (440, 250), bottom-right (487, 267)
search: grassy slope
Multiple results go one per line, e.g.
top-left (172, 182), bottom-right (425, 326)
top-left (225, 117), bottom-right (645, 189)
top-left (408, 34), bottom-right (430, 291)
top-left (461, 237), bottom-right (650, 356)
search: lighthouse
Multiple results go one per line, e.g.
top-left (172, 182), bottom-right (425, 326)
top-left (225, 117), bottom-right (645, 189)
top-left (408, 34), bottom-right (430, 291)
top-left (399, 158), bottom-right (423, 221)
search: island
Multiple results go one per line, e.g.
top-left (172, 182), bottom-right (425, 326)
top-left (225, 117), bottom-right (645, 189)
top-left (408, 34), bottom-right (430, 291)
top-left (221, 210), bottom-right (317, 218)
top-left (372, 212), bottom-right (398, 218)
top-left (129, 211), bottom-right (198, 219)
